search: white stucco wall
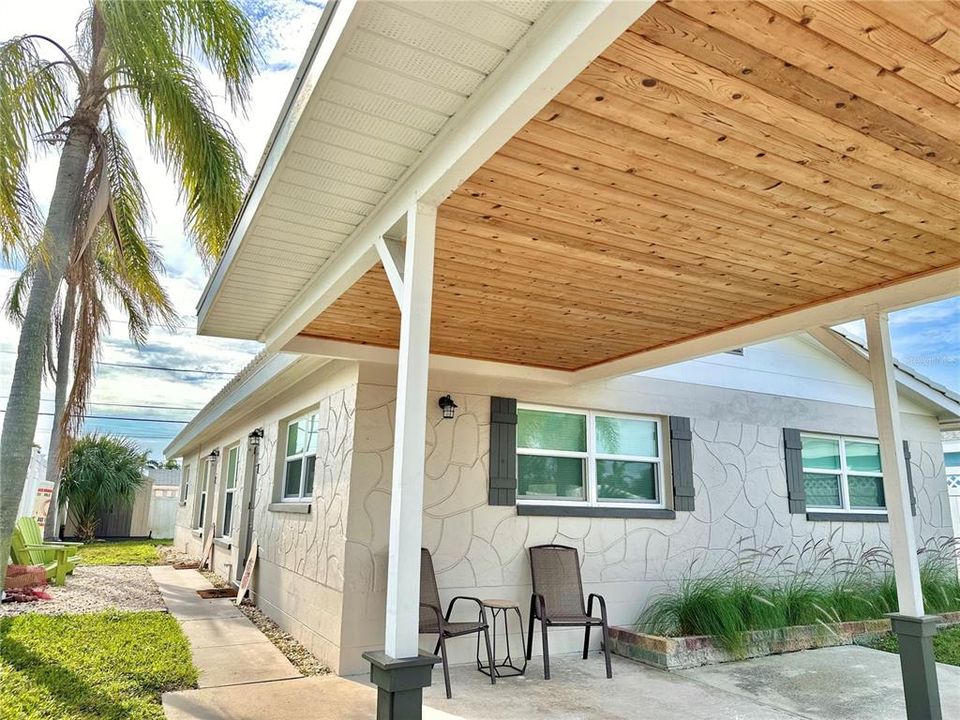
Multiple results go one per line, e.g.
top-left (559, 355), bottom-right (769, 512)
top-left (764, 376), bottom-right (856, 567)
top-left (173, 361), bottom-right (359, 672)
top-left (173, 343), bottom-right (955, 677)
top-left (339, 362), bottom-right (953, 671)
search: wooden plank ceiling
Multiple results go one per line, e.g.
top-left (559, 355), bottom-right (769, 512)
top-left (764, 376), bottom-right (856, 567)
top-left (301, 0), bottom-right (960, 371)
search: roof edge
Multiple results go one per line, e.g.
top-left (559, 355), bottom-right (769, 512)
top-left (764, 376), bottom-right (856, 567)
top-left (196, 0), bottom-right (348, 329)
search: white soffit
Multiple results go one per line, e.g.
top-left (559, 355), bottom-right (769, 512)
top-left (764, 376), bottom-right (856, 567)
top-left (199, 0), bottom-right (549, 339)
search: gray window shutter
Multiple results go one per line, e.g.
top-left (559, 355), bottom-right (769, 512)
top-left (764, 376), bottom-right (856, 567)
top-left (489, 397), bottom-right (517, 506)
top-left (669, 417), bottom-right (695, 512)
top-left (783, 428), bottom-right (806, 514)
top-left (902, 440), bottom-right (918, 516)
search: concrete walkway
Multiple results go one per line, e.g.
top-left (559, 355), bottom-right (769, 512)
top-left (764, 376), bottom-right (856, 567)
top-left (150, 566), bottom-right (301, 718)
top-left (153, 568), bottom-right (960, 720)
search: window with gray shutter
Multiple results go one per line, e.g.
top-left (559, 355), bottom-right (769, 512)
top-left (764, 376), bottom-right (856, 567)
top-left (669, 417), bottom-right (695, 512)
top-left (488, 397), bottom-right (518, 506)
top-left (783, 428), bottom-right (806, 514)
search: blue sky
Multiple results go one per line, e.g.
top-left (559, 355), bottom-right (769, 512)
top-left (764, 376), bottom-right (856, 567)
top-left (839, 297), bottom-right (959, 392)
top-left (1, 2), bottom-right (957, 461)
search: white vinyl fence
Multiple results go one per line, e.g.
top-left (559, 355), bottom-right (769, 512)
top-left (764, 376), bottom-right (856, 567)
top-left (149, 494), bottom-right (179, 539)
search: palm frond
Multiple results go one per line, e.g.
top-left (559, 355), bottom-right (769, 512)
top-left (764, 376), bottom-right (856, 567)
top-left (115, 62), bottom-right (246, 261)
top-left (62, 242), bottom-right (110, 444)
top-left (99, 0), bottom-right (256, 261)
top-left (100, 0), bottom-right (257, 111)
top-left (0, 36), bottom-right (71, 259)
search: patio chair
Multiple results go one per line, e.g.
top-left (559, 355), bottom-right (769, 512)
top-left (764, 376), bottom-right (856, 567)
top-left (526, 544), bottom-right (612, 680)
top-left (9, 516), bottom-right (81, 587)
top-left (419, 548), bottom-right (496, 698)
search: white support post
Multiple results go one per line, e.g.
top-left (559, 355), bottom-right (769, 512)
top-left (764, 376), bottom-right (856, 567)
top-left (865, 306), bottom-right (942, 719)
top-left (864, 307), bottom-right (923, 615)
top-left (384, 203), bottom-right (436, 659)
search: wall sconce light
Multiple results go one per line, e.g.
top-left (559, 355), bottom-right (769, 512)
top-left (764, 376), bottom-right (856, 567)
top-left (207, 449), bottom-right (220, 461)
top-left (248, 428), bottom-right (264, 448)
top-left (438, 395), bottom-right (458, 420)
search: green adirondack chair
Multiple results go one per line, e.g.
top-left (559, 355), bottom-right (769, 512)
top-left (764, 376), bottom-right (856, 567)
top-left (9, 516), bottom-right (82, 586)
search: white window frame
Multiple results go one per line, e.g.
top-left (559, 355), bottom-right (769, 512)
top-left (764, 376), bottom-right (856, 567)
top-left (800, 432), bottom-right (886, 514)
top-left (195, 460), bottom-right (209, 529)
top-left (179, 464), bottom-right (191, 505)
top-left (220, 444), bottom-right (240, 536)
top-left (516, 403), bottom-right (665, 509)
top-left (281, 411), bottom-right (318, 502)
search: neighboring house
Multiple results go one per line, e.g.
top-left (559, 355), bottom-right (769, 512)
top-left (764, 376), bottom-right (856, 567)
top-left (167, 334), bottom-right (959, 675)
top-left (17, 446), bottom-right (51, 527)
top-left (945, 430), bottom-right (960, 539)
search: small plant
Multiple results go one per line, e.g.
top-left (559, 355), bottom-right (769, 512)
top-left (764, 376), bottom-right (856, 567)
top-left (59, 434), bottom-right (147, 541)
top-left (637, 537), bottom-right (960, 657)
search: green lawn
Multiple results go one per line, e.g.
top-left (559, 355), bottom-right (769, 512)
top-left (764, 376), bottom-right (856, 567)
top-left (870, 625), bottom-right (960, 666)
top-left (0, 611), bottom-right (197, 720)
top-left (77, 539), bottom-right (173, 566)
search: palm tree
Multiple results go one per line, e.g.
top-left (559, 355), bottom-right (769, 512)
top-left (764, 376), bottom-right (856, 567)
top-left (59, 433), bottom-right (147, 541)
top-left (6, 218), bottom-right (179, 539)
top-left (0, 1), bottom-right (257, 585)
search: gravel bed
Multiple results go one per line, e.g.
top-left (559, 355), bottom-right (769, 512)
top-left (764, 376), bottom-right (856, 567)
top-left (1, 565), bottom-right (165, 617)
top-left (199, 569), bottom-right (328, 676)
top-left (237, 602), bottom-right (329, 676)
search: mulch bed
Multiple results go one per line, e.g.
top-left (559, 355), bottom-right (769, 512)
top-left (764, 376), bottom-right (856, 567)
top-left (196, 588), bottom-right (237, 599)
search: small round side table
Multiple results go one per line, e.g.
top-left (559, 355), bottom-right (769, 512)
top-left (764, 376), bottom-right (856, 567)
top-left (476, 599), bottom-right (527, 678)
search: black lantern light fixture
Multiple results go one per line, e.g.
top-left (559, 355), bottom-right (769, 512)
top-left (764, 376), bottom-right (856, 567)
top-left (438, 395), bottom-right (458, 420)
top-left (207, 449), bottom-right (220, 461)
top-left (248, 427), bottom-right (264, 448)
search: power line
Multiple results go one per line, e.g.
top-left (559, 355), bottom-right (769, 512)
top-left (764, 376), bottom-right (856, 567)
top-left (0, 410), bottom-right (189, 424)
top-left (0, 396), bottom-right (201, 411)
top-left (0, 350), bottom-right (236, 376)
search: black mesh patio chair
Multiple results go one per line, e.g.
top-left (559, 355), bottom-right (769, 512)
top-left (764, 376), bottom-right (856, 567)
top-left (525, 543), bottom-right (613, 680)
top-left (420, 547), bottom-right (496, 698)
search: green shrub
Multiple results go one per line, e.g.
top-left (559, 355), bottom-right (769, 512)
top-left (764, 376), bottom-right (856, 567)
top-left (637, 539), bottom-right (960, 657)
top-left (870, 625), bottom-right (960, 667)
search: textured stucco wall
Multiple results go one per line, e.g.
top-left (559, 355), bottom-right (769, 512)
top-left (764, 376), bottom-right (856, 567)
top-left (339, 368), bottom-right (953, 671)
top-left (173, 352), bottom-right (955, 677)
top-left (173, 361), bottom-right (358, 672)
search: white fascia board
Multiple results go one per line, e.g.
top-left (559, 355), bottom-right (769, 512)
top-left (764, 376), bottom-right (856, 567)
top-left (283, 336), bottom-right (573, 385)
top-left (573, 267), bottom-right (960, 384)
top-left (261, 0), bottom-right (653, 351)
top-left (165, 352), bottom-right (309, 458)
top-left (196, 0), bottom-right (358, 333)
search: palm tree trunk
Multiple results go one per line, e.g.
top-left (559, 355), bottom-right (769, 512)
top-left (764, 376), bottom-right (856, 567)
top-left (0, 125), bottom-right (94, 589)
top-left (42, 280), bottom-right (77, 541)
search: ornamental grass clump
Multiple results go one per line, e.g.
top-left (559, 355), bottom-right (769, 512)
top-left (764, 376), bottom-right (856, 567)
top-left (637, 536), bottom-right (960, 657)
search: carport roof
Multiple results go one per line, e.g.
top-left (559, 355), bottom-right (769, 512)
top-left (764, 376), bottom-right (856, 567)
top-left (199, 1), bottom-right (960, 380)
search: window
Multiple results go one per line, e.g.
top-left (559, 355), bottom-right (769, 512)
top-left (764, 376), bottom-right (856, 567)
top-left (801, 434), bottom-right (885, 512)
top-left (195, 460), bottom-right (208, 529)
top-left (946, 450), bottom-right (960, 490)
top-left (180, 464), bottom-right (191, 504)
top-left (220, 445), bottom-right (240, 536)
top-left (516, 405), bottom-right (663, 507)
top-left (282, 413), bottom-right (317, 501)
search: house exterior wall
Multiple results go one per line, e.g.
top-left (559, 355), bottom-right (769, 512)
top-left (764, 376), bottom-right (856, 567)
top-left (338, 359), bottom-right (954, 672)
top-left (173, 339), bottom-right (955, 677)
top-left (172, 361), bottom-right (359, 673)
